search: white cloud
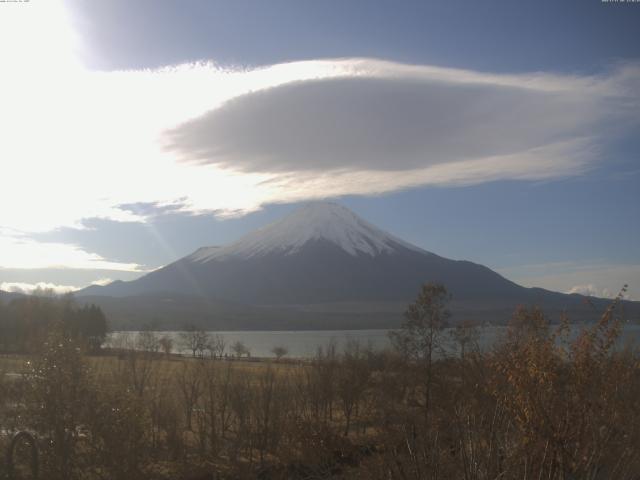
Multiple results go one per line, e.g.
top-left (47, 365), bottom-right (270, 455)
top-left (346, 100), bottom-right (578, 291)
top-left (0, 279), bottom-right (116, 295)
top-left (249, 139), bottom-right (596, 205)
top-left (566, 284), bottom-right (614, 299)
top-left (0, 233), bottom-right (143, 271)
top-left (497, 262), bottom-right (639, 301)
top-left (0, 1), bottom-right (638, 270)
top-left (2, 58), bottom-right (635, 232)
top-left (0, 282), bottom-right (77, 295)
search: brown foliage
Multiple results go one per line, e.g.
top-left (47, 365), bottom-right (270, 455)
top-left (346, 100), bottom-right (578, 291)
top-left (1, 284), bottom-right (637, 479)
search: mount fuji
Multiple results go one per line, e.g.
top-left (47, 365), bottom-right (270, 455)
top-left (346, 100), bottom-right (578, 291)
top-left (78, 202), bottom-right (637, 329)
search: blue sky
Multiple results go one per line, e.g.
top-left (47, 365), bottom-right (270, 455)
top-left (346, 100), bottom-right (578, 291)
top-left (0, 0), bottom-right (639, 299)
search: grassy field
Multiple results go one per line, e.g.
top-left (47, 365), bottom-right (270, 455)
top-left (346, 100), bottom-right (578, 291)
top-left (1, 350), bottom-right (302, 381)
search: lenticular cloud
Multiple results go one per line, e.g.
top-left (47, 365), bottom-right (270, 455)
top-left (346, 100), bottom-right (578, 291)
top-left (165, 60), bottom-right (639, 189)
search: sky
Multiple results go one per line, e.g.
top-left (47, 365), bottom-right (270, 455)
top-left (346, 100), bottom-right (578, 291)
top-left (0, 0), bottom-right (639, 300)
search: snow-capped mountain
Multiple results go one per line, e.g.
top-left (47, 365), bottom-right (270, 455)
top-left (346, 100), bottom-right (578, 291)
top-left (80, 201), bottom-right (520, 303)
top-left (188, 202), bottom-right (423, 261)
top-left (78, 202), bottom-right (634, 329)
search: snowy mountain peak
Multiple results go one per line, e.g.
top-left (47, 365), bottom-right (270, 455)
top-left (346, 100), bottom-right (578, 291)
top-left (189, 202), bottom-right (425, 262)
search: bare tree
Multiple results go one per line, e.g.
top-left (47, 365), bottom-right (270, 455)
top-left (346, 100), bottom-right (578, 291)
top-left (450, 320), bottom-right (480, 360)
top-left (121, 350), bottom-right (155, 397)
top-left (108, 332), bottom-right (133, 352)
top-left (180, 326), bottom-right (209, 357)
top-left (308, 341), bottom-right (338, 425)
top-left (336, 340), bottom-right (371, 436)
top-left (271, 345), bottom-right (289, 361)
top-left (176, 361), bottom-right (204, 431)
top-left (158, 336), bottom-right (173, 357)
top-left (137, 330), bottom-right (160, 354)
top-left (389, 282), bottom-right (450, 426)
top-left (231, 340), bottom-right (249, 358)
top-left (254, 365), bottom-right (287, 466)
top-left (207, 334), bottom-right (226, 359)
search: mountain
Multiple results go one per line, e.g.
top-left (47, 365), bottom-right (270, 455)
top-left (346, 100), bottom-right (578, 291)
top-left (77, 202), bottom-right (638, 329)
top-left (79, 202), bottom-right (524, 303)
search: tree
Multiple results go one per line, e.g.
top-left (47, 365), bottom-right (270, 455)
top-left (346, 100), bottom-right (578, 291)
top-left (0, 296), bottom-right (108, 354)
top-left (389, 282), bottom-right (450, 425)
top-left (271, 345), bottom-right (288, 361)
top-left (207, 334), bottom-right (226, 359)
top-left (159, 336), bottom-right (173, 356)
top-left (27, 324), bottom-right (91, 479)
top-left (336, 340), bottom-right (371, 436)
top-left (231, 340), bottom-right (249, 358)
top-left (78, 304), bottom-right (108, 353)
top-left (450, 320), bottom-right (480, 360)
top-left (83, 384), bottom-right (148, 479)
top-left (137, 330), bottom-right (160, 354)
top-left (180, 326), bottom-right (209, 357)
top-left (176, 362), bottom-right (203, 430)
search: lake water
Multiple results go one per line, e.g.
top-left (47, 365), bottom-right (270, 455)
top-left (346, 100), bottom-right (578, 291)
top-left (108, 324), bottom-right (640, 358)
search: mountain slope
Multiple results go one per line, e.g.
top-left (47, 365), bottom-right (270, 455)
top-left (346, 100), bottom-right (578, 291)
top-left (79, 202), bottom-right (524, 303)
top-left (77, 202), bottom-right (639, 328)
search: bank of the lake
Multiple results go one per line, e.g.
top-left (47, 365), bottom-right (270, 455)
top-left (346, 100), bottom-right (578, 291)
top-left (108, 323), bottom-right (640, 358)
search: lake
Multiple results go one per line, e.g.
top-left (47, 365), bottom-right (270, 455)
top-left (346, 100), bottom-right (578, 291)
top-left (107, 323), bottom-right (640, 358)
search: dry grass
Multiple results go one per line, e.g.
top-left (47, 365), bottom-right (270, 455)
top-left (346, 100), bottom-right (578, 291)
top-left (1, 351), bottom-right (302, 378)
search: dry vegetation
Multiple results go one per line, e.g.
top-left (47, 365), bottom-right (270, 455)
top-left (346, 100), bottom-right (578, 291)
top-left (0, 284), bottom-right (638, 479)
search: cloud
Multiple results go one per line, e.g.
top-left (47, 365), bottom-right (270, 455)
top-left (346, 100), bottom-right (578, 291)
top-left (566, 284), bottom-right (613, 299)
top-left (252, 139), bottom-right (596, 203)
top-left (164, 59), bottom-right (638, 191)
top-left (0, 0), bottom-right (639, 273)
top-left (0, 267), bottom-right (143, 291)
top-left (0, 279), bottom-right (115, 295)
top-left (117, 201), bottom-right (189, 218)
top-left (166, 75), bottom-right (597, 175)
top-left (0, 282), bottom-right (77, 295)
top-left (0, 232), bottom-right (144, 271)
top-left (160, 59), bottom-right (638, 212)
top-left (1, 52), bottom-right (638, 237)
top-left (1, 36), bottom-right (638, 235)
top-left (498, 261), bottom-right (639, 301)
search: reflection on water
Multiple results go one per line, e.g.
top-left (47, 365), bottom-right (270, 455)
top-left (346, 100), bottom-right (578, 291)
top-left (107, 324), bottom-right (640, 359)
